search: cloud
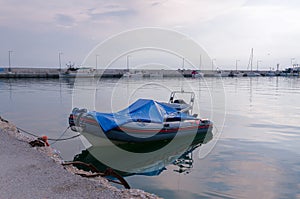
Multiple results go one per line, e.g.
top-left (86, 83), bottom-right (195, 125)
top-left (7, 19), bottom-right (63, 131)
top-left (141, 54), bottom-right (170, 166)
top-left (186, 1), bottom-right (300, 69)
top-left (0, 0), bottom-right (247, 31)
top-left (88, 8), bottom-right (136, 21)
top-left (243, 0), bottom-right (300, 8)
top-left (55, 14), bottom-right (76, 28)
top-left (0, 0), bottom-right (299, 68)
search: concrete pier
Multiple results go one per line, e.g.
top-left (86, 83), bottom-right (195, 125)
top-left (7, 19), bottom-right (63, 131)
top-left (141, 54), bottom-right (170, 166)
top-left (0, 68), bottom-right (60, 78)
top-left (0, 67), bottom-right (298, 78)
top-left (0, 119), bottom-right (160, 199)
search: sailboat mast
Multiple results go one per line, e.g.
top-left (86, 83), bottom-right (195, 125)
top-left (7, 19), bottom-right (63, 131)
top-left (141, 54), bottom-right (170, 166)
top-left (126, 55), bottom-right (130, 71)
top-left (250, 48), bottom-right (253, 71)
top-left (199, 54), bottom-right (202, 71)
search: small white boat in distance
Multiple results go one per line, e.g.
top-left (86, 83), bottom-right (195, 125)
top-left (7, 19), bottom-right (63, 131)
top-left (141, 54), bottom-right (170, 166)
top-left (245, 71), bottom-right (260, 77)
top-left (265, 71), bottom-right (276, 76)
top-left (280, 67), bottom-right (300, 76)
top-left (123, 71), bottom-right (144, 78)
top-left (192, 55), bottom-right (205, 78)
top-left (229, 71), bottom-right (244, 77)
top-left (244, 48), bottom-right (261, 77)
top-left (214, 68), bottom-right (229, 77)
top-left (149, 72), bottom-right (163, 78)
top-left (194, 72), bottom-right (204, 78)
top-left (233, 72), bottom-right (244, 77)
top-left (191, 70), bottom-right (204, 78)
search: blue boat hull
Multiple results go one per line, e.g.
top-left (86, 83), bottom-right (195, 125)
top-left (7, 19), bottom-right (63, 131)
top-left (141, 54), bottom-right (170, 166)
top-left (71, 113), bottom-right (213, 144)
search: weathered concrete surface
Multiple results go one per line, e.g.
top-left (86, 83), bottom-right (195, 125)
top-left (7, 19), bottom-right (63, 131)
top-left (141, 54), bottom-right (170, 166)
top-left (0, 119), bottom-right (160, 199)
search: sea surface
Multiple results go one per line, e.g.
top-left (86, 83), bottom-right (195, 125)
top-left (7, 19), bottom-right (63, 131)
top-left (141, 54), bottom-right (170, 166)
top-left (0, 76), bottom-right (300, 198)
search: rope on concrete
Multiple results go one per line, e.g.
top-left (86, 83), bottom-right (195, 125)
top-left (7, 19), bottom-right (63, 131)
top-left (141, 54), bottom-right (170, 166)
top-left (16, 126), bottom-right (80, 143)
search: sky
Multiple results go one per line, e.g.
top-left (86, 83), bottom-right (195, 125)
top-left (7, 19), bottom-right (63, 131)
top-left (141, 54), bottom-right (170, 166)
top-left (0, 0), bottom-right (299, 70)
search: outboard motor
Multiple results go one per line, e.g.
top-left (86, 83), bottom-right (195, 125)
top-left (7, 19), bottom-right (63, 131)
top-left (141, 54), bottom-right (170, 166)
top-left (68, 114), bottom-right (75, 127)
top-left (69, 108), bottom-right (87, 132)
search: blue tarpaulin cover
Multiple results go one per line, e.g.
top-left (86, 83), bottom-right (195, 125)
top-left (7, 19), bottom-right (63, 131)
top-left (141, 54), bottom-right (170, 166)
top-left (89, 99), bottom-right (196, 132)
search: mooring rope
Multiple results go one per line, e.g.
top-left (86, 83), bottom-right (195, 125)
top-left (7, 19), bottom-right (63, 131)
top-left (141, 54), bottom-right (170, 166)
top-left (16, 126), bottom-right (80, 144)
top-left (16, 126), bottom-right (40, 138)
top-left (62, 161), bottom-right (131, 189)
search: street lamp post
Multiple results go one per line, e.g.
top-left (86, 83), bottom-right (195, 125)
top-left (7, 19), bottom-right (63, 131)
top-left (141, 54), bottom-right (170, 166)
top-left (96, 54), bottom-right (99, 70)
top-left (126, 55), bottom-right (131, 71)
top-left (199, 54), bottom-right (202, 71)
top-left (58, 52), bottom-right (63, 71)
top-left (211, 59), bottom-right (216, 71)
top-left (8, 50), bottom-right (13, 72)
top-left (291, 58), bottom-right (295, 68)
top-left (256, 60), bottom-right (262, 71)
top-left (235, 60), bottom-right (240, 71)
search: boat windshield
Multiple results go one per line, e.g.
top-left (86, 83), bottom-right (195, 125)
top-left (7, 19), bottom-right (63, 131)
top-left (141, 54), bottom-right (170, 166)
top-left (169, 91), bottom-right (195, 114)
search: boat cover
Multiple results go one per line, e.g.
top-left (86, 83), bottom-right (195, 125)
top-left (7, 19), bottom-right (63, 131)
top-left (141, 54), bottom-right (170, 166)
top-left (89, 99), bottom-right (196, 132)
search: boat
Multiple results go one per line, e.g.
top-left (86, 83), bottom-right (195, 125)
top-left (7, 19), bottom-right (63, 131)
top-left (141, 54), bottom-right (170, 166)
top-left (192, 70), bottom-right (204, 78)
top-left (246, 71), bottom-right (260, 77)
top-left (193, 72), bottom-right (204, 78)
top-left (229, 60), bottom-right (245, 77)
top-left (192, 55), bottom-right (205, 78)
top-left (214, 68), bottom-right (229, 77)
top-left (59, 64), bottom-right (95, 78)
top-left (123, 71), bottom-right (144, 78)
top-left (69, 91), bottom-right (213, 144)
top-left (244, 48), bottom-right (261, 77)
top-left (279, 72), bottom-right (288, 76)
top-left (122, 55), bottom-right (144, 78)
top-left (265, 70), bottom-right (276, 76)
top-left (229, 71), bottom-right (244, 77)
top-left (149, 72), bottom-right (163, 78)
top-left (279, 67), bottom-right (300, 76)
top-left (234, 72), bottom-right (244, 77)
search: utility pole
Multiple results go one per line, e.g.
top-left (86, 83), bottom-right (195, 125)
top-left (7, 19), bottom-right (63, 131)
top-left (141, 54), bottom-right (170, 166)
top-left (256, 60), bottom-right (262, 71)
top-left (126, 55), bottom-right (131, 71)
top-left (58, 52), bottom-right (63, 71)
top-left (235, 60), bottom-right (240, 71)
top-left (96, 54), bottom-right (99, 70)
top-left (8, 50), bottom-right (13, 72)
top-left (291, 58), bottom-right (295, 68)
top-left (199, 54), bottom-right (202, 70)
top-left (211, 59), bottom-right (216, 71)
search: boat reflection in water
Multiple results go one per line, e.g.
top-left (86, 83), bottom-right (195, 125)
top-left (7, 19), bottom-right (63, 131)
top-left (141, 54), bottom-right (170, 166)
top-left (73, 129), bottom-right (213, 177)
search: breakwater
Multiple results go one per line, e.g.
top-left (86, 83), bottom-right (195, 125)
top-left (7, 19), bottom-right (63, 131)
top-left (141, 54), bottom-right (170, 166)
top-left (0, 67), bottom-right (296, 78)
top-left (0, 68), bottom-right (60, 78)
top-left (0, 67), bottom-right (198, 78)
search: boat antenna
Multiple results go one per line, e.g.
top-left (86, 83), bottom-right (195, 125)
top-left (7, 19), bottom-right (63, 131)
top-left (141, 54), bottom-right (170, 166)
top-left (181, 57), bottom-right (185, 92)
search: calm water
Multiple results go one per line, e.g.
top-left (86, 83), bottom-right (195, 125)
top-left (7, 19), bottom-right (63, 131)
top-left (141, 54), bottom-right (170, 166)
top-left (1, 77), bottom-right (300, 198)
